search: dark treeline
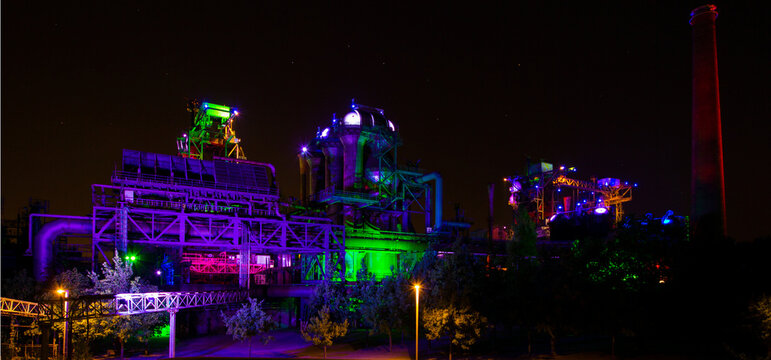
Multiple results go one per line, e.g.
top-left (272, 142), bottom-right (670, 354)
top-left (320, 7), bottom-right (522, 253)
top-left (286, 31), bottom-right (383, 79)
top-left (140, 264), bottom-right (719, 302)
top-left (307, 208), bottom-right (771, 359)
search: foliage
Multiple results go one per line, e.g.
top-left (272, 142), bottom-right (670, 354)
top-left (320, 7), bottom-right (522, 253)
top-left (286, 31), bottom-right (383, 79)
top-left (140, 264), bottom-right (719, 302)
top-left (359, 270), bottom-right (406, 351)
top-left (751, 295), bottom-right (771, 345)
top-left (221, 298), bottom-right (275, 343)
top-left (302, 306), bottom-right (348, 359)
top-left (86, 256), bottom-right (165, 358)
top-left (509, 205), bottom-right (538, 258)
top-left (422, 304), bottom-right (487, 358)
top-left (308, 279), bottom-right (352, 323)
top-left (53, 268), bottom-right (91, 297)
top-left (410, 245), bottom-right (487, 358)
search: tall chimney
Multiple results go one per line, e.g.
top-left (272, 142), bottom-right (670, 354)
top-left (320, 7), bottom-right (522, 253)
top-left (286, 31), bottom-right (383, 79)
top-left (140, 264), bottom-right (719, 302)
top-left (690, 4), bottom-right (727, 239)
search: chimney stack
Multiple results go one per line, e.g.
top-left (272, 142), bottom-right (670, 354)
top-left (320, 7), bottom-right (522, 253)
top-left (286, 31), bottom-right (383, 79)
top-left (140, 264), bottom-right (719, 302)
top-left (690, 5), bottom-right (727, 238)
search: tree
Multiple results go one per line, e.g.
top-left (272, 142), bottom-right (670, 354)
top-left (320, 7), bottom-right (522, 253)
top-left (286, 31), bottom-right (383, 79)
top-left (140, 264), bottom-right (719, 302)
top-left (359, 273), bottom-right (405, 351)
top-left (508, 205), bottom-right (538, 260)
top-left (422, 305), bottom-right (487, 360)
top-left (302, 306), bottom-right (348, 359)
top-left (308, 279), bottom-right (352, 323)
top-left (751, 295), bottom-right (771, 354)
top-left (87, 256), bottom-right (165, 359)
top-left (221, 298), bottom-right (275, 359)
top-left (412, 245), bottom-right (487, 359)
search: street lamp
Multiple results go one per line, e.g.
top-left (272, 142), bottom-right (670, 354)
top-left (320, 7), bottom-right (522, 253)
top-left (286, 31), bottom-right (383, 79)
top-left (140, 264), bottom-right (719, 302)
top-left (414, 284), bottom-right (420, 360)
top-left (57, 288), bottom-right (71, 360)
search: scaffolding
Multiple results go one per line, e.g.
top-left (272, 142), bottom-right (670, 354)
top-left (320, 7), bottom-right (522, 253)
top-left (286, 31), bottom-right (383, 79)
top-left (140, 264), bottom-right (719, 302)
top-left (176, 100), bottom-right (245, 160)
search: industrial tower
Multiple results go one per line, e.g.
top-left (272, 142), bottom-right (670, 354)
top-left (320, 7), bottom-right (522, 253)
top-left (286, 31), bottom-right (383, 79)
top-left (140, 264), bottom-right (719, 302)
top-left (297, 102), bottom-right (450, 280)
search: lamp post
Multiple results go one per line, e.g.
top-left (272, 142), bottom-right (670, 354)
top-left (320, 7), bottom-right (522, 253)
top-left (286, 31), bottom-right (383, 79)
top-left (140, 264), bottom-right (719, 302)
top-left (414, 284), bottom-right (420, 360)
top-left (57, 289), bottom-right (71, 360)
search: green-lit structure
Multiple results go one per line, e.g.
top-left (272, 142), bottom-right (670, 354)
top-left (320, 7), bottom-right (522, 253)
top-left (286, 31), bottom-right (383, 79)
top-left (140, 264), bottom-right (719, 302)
top-left (176, 100), bottom-right (245, 160)
top-left (298, 102), bottom-right (455, 280)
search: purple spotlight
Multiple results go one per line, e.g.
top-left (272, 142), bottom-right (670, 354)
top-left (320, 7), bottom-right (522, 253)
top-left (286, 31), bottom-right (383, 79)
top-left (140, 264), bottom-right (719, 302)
top-left (233, 110), bottom-right (239, 116)
top-left (156, 270), bottom-right (161, 276)
top-left (549, 214), bottom-right (557, 222)
top-left (594, 207), bottom-right (608, 215)
top-left (301, 146), bottom-right (308, 153)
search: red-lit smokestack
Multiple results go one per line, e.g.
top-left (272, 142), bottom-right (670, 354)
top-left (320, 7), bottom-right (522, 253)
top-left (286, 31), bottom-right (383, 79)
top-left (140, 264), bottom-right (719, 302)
top-left (690, 5), bottom-right (727, 238)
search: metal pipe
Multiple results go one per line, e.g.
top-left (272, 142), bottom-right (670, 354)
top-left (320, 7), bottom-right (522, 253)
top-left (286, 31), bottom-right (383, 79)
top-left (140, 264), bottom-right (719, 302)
top-left (341, 133), bottom-right (361, 191)
top-left (33, 219), bottom-right (92, 282)
top-left (417, 173), bottom-right (443, 231)
top-left (27, 214), bottom-right (91, 256)
top-left (266, 285), bottom-right (316, 298)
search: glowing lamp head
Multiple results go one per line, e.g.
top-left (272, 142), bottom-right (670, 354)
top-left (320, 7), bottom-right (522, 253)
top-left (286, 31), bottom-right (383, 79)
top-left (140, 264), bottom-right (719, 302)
top-left (414, 284), bottom-right (421, 290)
top-left (549, 214), bottom-right (557, 222)
top-left (156, 270), bottom-right (162, 276)
top-left (130, 255), bottom-right (136, 261)
top-left (233, 110), bottom-right (239, 116)
top-left (343, 111), bottom-right (361, 126)
top-left (56, 289), bottom-right (65, 295)
top-left (320, 128), bottom-right (329, 138)
top-left (301, 146), bottom-right (308, 153)
top-left (662, 219), bottom-right (672, 225)
top-left (594, 207), bottom-right (609, 215)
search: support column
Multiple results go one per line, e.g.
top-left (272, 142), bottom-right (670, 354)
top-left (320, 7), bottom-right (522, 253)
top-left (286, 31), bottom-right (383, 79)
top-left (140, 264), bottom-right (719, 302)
top-left (40, 323), bottom-right (51, 360)
top-left (169, 309), bottom-right (178, 358)
top-left (117, 205), bottom-right (128, 254)
top-left (63, 291), bottom-right (71, 360)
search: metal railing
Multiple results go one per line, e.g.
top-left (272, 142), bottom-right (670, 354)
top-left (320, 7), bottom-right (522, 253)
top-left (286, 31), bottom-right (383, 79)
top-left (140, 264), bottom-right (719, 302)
top-left (113, 171), bottom-right (278, 197)
top-left (0, 298), bottom-right (40, 318)
top-left (2, 290), bottom-right (249, 321)
top-left (114, 290), bottom-right (248, 315)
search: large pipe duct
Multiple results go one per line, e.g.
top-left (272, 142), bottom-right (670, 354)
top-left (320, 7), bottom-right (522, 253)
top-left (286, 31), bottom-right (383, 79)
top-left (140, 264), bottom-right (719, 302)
top-left (341, 132), bottom-right (365, 191)
top-left (690, 4), bottom-right (727, 238)
top-left (298, 153), bottom-right (311, 202)
top-left (266, 284), bottom-right (316, 298)
top-left (34, 219), bottom-right (92, 282)
top-left (322, 145), bottom-right (342, 190)
top-left (417, 172), bottom-right (443, 231)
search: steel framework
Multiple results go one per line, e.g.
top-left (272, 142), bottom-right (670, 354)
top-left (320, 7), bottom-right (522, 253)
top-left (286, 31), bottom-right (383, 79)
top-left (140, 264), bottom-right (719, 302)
top-left (113, 290), bottom-right (249, 315)
top-left (0, 297), bottom-right (40, 318)
top-left (182, 252), bottom-right (268, 274)
top-left (507, 167), bottom-right (634, 224)
top-left (2, 290), bottom-right (249, 360)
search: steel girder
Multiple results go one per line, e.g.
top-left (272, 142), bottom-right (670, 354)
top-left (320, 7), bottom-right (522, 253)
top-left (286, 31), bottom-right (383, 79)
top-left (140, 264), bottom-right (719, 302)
top-left (114, 290), bottom-right (249, 315)
top-left (0, 297), bottom-right (40, 318)
top-left (92, 206), bottom-right (344, 254)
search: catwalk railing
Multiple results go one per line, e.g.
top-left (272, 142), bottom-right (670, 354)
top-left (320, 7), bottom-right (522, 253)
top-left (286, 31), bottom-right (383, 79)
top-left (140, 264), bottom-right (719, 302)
top-left (114, 290), bottom-right (248, 315)
top-left (1, 290), bottom-right (249, 321)
top-left (0, 297), bottom-right (40, 318)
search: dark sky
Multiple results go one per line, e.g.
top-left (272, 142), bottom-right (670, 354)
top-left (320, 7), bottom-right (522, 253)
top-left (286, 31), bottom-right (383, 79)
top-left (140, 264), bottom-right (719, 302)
top-left (2, 1), bottom-right (769, 242)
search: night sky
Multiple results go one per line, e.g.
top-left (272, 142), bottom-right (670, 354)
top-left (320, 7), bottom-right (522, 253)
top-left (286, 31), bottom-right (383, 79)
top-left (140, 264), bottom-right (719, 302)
top-left (2, 2), bottom-right (769, 242)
